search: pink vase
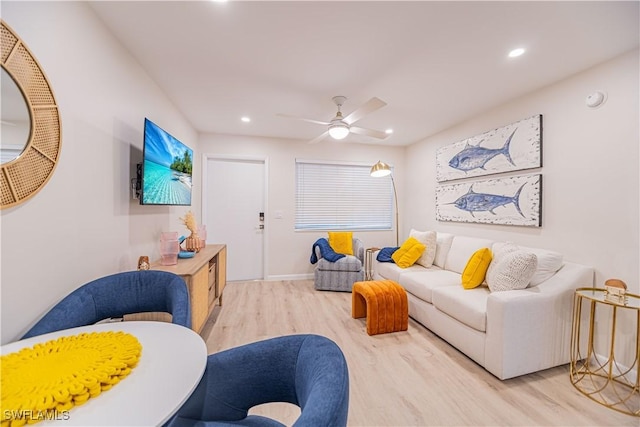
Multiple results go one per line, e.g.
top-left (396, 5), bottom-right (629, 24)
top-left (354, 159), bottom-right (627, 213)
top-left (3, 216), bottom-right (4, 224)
top-left (198, 225), bottom-right (207, 248)
top-left (160, 238), bottom-right (179, 266)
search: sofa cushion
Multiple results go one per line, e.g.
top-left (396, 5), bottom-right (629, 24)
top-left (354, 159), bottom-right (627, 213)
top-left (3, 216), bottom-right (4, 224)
top-left (392, 237), bottom-right (426, 268)
top-left (444, 236), bottom-right (495, 274)
top-left (433, 233), bottom-right (454, 268)
top-left (432, 285), bottom-right (489, 332)
top-left (492, 242), bottom-right (563, 287)
top-left (461, 248), bottom-right (492, 289)
top-left (410, 229), bottom-right (437, 268)
top-left (328, 231), bottom-right (353, 255)
top-left (317, 255), bottom-right (362, 272)
top-left (374, 261), bottom-right (424, 283)
top-left (486, 250), bottom-right (538, 292)
top-left (520, 245), bottom-right (564, 287)
top-left (398, 268), bottom-right (460, 304)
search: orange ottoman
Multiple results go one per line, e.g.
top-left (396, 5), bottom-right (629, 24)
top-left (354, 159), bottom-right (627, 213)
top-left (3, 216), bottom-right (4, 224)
top-left (352, 280), bottom-right (408, 335)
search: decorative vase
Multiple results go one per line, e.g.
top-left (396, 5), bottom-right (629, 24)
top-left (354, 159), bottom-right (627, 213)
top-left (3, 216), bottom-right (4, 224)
top-left (137, 256), bottom-right (150, 270)
top-left (185, 232), bottom-right (202, 253)
top-left (198, 225), bottom-right (207, 248)
top-left (160, 239), bottom-right (179, 265)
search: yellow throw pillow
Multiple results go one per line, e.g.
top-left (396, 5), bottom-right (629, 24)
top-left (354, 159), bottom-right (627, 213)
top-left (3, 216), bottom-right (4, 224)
top-left (461, 248), bottom-right (493, 289)
top-left (328, 231), bottom-right (353, 255)
top-left (392, 237), bottom-right (426, 268)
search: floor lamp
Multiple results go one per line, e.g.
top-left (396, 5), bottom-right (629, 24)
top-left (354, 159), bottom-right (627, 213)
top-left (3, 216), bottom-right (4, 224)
top-left (370, 161), bottom-right (399, 246)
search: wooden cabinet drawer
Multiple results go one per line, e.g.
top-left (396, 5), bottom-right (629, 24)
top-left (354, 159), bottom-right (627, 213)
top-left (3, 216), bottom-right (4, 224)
top-left (208, 261), bottom-right (216, 308)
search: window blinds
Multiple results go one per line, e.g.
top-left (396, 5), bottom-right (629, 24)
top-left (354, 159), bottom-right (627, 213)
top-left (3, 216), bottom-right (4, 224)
top-left (295, 160), bottom-right (393, 231)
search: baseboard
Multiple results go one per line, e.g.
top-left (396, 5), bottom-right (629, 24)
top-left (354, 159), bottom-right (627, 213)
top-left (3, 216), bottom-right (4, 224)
top-left (265, 273), bottom-right (313, 281)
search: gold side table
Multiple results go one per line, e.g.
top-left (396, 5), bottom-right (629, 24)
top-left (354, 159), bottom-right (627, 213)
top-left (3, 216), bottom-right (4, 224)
top-left (570, 287), bottom-right (639, 416)
top-left (364, 247), bottom-right (381, 281)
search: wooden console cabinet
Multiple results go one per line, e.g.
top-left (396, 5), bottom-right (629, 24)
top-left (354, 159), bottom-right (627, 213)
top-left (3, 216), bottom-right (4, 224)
top-left (150, 244), bottom-right (227, 333)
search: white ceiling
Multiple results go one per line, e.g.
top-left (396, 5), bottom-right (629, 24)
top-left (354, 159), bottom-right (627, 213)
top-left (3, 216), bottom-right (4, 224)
top-left (89, 1), bottom-right (639, 147)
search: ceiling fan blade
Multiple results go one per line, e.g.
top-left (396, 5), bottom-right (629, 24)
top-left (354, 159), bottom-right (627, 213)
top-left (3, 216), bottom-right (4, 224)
top-left (308, 131), bottom-right (329, 144)
top-left (343, 97), bottom-right (387, 125)
top-left (276, 113), bottom-right (330, 126)
top-left (349, 126), bottom-right (389, 140)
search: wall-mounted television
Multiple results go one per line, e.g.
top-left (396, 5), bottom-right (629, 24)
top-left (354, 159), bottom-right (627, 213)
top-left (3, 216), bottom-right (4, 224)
top-left (140, 118), bottom-right (193, 205)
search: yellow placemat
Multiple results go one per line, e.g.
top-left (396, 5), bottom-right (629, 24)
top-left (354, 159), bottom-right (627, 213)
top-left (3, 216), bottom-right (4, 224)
top-left (1, 331), bottom-right (142, 427)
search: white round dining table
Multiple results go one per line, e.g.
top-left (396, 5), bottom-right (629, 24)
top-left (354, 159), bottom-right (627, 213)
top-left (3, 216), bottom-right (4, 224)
top-left (1, 321), bottom-right (207, 426)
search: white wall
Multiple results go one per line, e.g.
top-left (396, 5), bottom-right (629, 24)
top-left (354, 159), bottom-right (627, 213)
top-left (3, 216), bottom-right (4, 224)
top-left (198, 134), bottom-right (404, 279)
top-left (0, 2), bottom-right (200, 343)
top-left (405, 50), bottom-right (639, 365)
top-left (405, 49), bottom-right (639, 293)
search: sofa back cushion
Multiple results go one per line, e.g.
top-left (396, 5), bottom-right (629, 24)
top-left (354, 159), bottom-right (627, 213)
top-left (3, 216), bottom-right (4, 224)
top-left (491, 242), bottom-right (564, 287)
top-left (444, 236), bottom-right (495, 274)
top-left (519, 245), bottom-right (564, 286)
top-left (433, 233), bottom-right (454, 268)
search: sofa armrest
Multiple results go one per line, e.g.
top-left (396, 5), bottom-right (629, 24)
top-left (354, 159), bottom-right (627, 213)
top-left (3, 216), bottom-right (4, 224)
top-left (353, 238), bottom-right (364, 263)
top-left (484, 261), bottom-right (594, 379)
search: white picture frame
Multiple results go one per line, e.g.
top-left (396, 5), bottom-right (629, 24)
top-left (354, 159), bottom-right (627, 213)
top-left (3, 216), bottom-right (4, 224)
top-left (436, 174), bottom-right (542, 227)
top-left (436, 115), bottom-right (542, 182)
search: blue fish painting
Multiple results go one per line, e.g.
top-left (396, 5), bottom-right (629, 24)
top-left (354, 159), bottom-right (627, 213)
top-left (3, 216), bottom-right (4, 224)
top-left (448, 129), bottom-right (517, 173)
top-left (449, 183), bottom-right (526, 218)
top-left (436, 174), bottom-right (541, 227)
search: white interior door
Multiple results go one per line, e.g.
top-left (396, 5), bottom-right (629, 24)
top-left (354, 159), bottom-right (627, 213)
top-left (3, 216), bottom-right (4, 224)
top-left (204, 157), bottom-right (265, 281)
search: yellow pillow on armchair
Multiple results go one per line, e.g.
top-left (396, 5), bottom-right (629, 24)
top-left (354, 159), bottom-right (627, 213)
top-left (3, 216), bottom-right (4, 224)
top-left (328, 231), bottom-right (353, 255)
top-left (392, 237), bottom-right (426, 268)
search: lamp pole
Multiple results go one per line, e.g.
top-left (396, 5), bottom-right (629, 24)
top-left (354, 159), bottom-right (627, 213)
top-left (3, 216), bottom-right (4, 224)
top-left (370, 161), bottom-right (399, 247)
top-left (390, 173), bottom-right (399, 247)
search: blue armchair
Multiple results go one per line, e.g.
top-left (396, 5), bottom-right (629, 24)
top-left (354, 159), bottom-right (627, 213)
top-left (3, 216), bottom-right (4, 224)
top-left (22, 270), bottom-right (191, 339)
top-left (165, 334), bottom-right (350, 427)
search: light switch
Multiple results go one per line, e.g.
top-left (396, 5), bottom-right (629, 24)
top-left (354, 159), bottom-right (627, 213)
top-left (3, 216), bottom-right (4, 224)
top-left (274, 210), bottom-right (283, 219)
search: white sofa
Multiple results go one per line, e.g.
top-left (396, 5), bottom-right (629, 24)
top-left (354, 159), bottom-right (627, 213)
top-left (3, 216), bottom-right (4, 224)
top-left (373, 232), bottom-right (594, 380)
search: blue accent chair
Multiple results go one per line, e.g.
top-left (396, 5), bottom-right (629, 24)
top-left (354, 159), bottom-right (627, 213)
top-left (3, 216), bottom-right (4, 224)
top-left (22, 270), bottom-right (191, 339)
top-left (165, 334), bottom-right (350, 427)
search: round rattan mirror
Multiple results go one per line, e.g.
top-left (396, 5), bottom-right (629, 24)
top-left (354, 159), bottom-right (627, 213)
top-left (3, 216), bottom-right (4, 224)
top-left (1, 20), bottom-right (61, 209)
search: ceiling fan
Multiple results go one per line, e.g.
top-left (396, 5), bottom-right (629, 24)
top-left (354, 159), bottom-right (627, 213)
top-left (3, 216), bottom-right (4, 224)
top-left (278, 96), bottom-right (388, 144)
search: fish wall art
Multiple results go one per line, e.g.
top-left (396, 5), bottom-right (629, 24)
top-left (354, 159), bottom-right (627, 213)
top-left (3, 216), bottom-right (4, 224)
top-left (436, 174), bottom-right (542, 227)
top-left (436, 115), bottom-right (542, 182)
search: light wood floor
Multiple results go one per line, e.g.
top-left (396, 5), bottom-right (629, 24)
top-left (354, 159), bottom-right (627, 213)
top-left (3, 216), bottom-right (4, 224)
top-left (203, 280), bottom-right (637, 426)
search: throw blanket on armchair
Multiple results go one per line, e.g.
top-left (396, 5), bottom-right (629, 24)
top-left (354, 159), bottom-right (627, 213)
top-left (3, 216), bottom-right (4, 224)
top-left (376, 246), bottom-right (399, 263)
top-left (310, 238), bottom-right (346, 264)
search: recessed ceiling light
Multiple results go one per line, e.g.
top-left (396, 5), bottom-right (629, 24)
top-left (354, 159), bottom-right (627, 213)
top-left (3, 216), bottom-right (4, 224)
top-left (508, 48), bottom-right (525, 58)
top-left (385, 129), bottom-right (394, 134)
top-left (241, 117), bottom-right (251, 123)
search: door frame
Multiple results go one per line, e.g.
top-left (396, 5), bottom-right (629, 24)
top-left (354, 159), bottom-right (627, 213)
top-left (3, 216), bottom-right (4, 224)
top-left (201, 154), bottom-right (269, 281)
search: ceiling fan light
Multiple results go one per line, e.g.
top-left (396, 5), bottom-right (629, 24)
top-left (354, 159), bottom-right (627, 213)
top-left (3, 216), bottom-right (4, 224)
top-left (328, 123), bottom-right (349, 140)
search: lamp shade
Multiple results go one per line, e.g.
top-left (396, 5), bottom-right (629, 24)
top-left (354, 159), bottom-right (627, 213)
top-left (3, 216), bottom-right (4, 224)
top-left (328, 123), bottom-right (350, 140)
top-left (370, 160), bottom-right (392, 177)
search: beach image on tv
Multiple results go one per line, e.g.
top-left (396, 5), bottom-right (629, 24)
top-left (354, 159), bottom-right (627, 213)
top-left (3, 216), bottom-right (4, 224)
top-left (142, 119), bottom-right (193, 205)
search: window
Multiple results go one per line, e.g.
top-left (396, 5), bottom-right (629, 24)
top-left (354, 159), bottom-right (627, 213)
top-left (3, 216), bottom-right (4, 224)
top-left (295, 159), bottom-right (394, 231)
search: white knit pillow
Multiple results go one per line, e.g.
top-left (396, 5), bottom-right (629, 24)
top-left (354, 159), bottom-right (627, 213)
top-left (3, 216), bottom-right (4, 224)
top-left (485, 242), bottom-right (518, 282)
top-left (487, 250), bottom-right (538, 292)
top-left (410, 229), bottom-right (437, 268)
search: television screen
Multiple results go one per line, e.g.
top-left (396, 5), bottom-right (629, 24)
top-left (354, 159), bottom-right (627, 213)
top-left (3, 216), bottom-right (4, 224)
top-left (141, 118), bottom-right (193, 205)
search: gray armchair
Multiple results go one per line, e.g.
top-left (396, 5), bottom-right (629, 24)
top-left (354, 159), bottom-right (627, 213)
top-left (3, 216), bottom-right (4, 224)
top-left (314, 238), bottom-right (364, 292)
